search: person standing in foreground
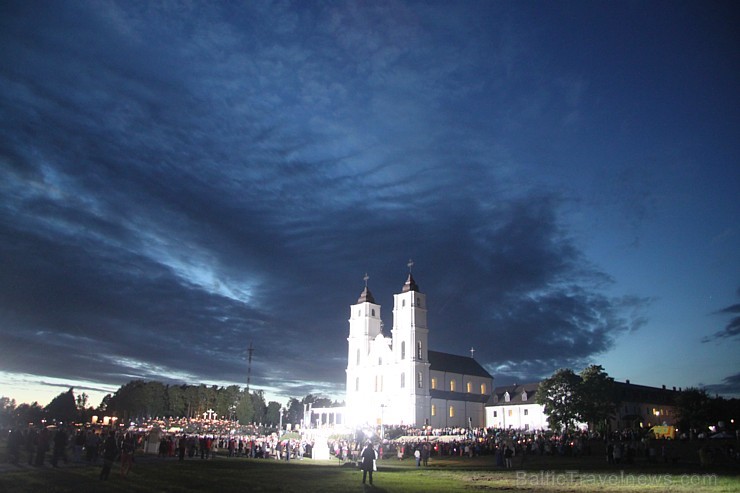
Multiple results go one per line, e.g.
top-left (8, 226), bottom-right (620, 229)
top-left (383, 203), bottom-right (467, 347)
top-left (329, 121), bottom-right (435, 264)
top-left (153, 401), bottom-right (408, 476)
top-left (100, 431), bottom-right (119, 480)
top-left (120, 432), bottom-right (136, 477)
top-left (360, 441), bottom-right (377, 485)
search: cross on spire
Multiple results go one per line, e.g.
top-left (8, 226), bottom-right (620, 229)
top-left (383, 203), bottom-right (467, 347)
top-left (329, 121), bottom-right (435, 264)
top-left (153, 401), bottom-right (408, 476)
top-left (363, 272), bottom-right (369, 287)
top-left (407, 258), bottom-right (414, 272)
top-left (470, 347), bottom-right (475, 359)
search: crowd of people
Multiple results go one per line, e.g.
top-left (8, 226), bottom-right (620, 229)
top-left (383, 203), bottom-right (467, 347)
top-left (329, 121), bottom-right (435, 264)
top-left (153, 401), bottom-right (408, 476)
top-left (4, 418), bottom-right (737, 480)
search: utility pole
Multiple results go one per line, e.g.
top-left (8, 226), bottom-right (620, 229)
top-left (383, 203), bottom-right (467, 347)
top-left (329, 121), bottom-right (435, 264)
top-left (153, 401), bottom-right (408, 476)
top-left (247, 340), bottom-right (254, 393)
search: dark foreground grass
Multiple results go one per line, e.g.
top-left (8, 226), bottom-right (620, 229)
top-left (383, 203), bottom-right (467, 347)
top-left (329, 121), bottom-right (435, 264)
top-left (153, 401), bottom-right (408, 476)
top-left (1, 454), bottom-right (738, 493)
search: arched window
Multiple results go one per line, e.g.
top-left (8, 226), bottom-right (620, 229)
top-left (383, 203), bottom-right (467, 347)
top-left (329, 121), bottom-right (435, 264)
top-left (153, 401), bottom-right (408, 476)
top-left (401, 341), bottom-right (406, 360)
top-left (416, 297), bottom-right (421, 307)
top-left (449, 406), bottom-right (455, 418)
top-left (402, 299), bottom-right (406, 307)
top-left (431, 404), bottom-right (436, 417)
top-left (480, 383), bottom-right (487, 394)
top-left (431, 377), bottom-right (437, 390)
top-left (450, 379), bottom-right (456, 392)
top-left (466, 382), bottom-right (472, 393)
top-left (378, 357), bottom-right (382, 365)
top-left (371, 308), bottom-right (375, 316)
top-left (401, 373), bottom-right (405, 388)
top-left (417, 341), bottom-right (422, 359)
top-left (417, 372), bottom-right (423, 388)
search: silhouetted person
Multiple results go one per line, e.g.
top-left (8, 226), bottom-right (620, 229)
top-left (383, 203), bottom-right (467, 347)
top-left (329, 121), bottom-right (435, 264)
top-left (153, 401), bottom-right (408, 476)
top-left (100, 431), bottom-right (118, 480)
top-left (360, 441), bottom-right (377, 485)
top-left (34, 428), bottom-right (50, 466)
top-left (51, 427), bottom-right (68, 467)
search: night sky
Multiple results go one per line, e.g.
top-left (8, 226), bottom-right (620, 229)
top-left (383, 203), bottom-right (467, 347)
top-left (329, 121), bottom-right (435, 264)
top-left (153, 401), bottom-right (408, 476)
top-left (1, 1), bottom-right (738, 408)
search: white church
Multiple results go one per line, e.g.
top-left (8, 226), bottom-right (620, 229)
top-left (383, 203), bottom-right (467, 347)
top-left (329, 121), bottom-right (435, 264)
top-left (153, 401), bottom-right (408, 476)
top-left (343, 269), bottom-right (494, 429)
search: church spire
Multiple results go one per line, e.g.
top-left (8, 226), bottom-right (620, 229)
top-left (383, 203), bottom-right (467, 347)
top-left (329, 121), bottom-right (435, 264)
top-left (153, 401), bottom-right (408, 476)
top-left (357, 272), bottom-right (376, 303)
top-left (402, 259), bottom-right (420, 292)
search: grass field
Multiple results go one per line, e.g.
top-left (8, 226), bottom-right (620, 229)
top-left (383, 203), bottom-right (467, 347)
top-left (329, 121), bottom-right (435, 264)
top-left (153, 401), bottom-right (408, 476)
top-left (1, 451), bottom-right (738, 493)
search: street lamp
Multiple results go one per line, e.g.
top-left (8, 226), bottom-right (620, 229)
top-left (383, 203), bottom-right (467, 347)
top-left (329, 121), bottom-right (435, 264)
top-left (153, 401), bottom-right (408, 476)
top-left (380, 404), bottom-right (386, 440)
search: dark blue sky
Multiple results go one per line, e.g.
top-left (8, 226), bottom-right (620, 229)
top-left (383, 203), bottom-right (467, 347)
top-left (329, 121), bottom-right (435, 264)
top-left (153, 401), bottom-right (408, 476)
top-left (1, 1), bottom-right (738, 407)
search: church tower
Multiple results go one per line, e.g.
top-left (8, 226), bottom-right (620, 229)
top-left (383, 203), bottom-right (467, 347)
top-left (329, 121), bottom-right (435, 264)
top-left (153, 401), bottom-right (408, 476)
top-left (391, 262), bottom-right (431, 425)
top-left (345, 275), bottom-right (382, 425)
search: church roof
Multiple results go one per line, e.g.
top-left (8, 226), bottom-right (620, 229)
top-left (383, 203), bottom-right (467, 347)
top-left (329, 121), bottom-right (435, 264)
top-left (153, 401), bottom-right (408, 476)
top-left (428, 350), bottom-right (493, 379)
top-left (491, 382), bottom-right (541, 406)
top-left (357, 286), bottom-right (375, 304)
top-left (402, 273), bottom-right (420, 293)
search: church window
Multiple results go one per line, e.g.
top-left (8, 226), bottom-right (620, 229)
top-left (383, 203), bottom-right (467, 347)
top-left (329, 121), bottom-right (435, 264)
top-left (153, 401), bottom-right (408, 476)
top-left (450, 380), bottom-right (456, 392)
top-left (402, 299), bottom-right (405, 307)
top-left (401, 342), bottom-right (405, 360)
top-left (508, 410), bottom-right (512, 417)
top-left (493, 411), bottom-right (497, 417)
top-left (358, 310), bottom-right (361, 317)
top-left (449, 406), bottom-right (455, 418)
top-left (417, 341), bottom-right (422, 359)
top-left (355, 377), bottom-right (359, 391)
top-left (356, 350), bottom-right (360, 365)
top-left (417, 372), bottom-right (423, 388)
top-left (480, 383), bottom-right (487, 394)
top-left (466, 382), bottom-right (472, 393)
top-left (524, 423), bottom-right (529, 430)
top-left (417, 297), bottom-right (421, 307)
top-left (431, 404), bottom-right (436, 417)
top-left (524, 409), bottom-right (529, 416)
top-left (379, 357), bottom-right (382, 365)
top-left (431, 377), bottom-right (437, 390)
top-left (372, 309), bottom-right (375, 316)
top-left (504, 392), bottom-right (510, 402)
top-left (401, 373), bottom-right (405, 388)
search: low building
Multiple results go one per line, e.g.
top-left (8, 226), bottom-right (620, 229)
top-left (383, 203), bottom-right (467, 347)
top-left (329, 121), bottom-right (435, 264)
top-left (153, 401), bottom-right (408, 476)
top-left (486, 383), bottom-right (551, 431)
top-left (486, 380), bottom-right (678, 432)
top-left (612, 380), bottom-right (678, 430)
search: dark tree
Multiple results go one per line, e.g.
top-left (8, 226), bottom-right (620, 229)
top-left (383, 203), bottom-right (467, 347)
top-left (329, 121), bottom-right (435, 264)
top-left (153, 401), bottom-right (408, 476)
top-left (215, 385), bottom-right (241, 419)
top-left (266, 401), bottom-right (281, 426)
top-left (13, 402), bottom-right (45, 426)
top-left (285, 397), bottom-right (303, 426)
top-left (45, 388), bottom-right (78, 423)
top-left (0, 397), bottom-right (16, 428)
top-left (235, 390), bottom-right (255, 424)
top-left (675, 387), bottom-right (711, 433)
top-left (536, 368), bottom-right (581, 431)
top-left (578, 365), bottom-right (616, 432)
top-left (252, 390), bottom-right (267, 424)
top-left (165, 385), bottom-right (186, 417)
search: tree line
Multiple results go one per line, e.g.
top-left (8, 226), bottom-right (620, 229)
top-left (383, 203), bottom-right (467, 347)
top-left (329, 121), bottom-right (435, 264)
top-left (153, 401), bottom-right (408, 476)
top-left (0, 380), bottom-right (342, 430)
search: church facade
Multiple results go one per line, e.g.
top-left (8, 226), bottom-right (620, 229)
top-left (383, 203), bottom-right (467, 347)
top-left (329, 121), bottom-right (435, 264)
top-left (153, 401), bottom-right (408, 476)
top-left (344, 271), bottom-right (494, 429)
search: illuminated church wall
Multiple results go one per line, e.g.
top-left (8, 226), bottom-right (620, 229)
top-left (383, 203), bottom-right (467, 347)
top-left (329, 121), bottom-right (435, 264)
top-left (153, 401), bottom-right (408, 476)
top-left (345, 271), bottom-right (493, 429)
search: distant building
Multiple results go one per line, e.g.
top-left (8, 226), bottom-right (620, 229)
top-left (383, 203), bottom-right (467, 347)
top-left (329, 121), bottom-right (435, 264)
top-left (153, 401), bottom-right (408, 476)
top-left (344, 270), bottom-right (494, 429)
top-left (612, 380), bottom-right (678, 430)
top-left (486, 380), bottom-right (678, 431)
top-left (487, 383), bottom-right (552, 431)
